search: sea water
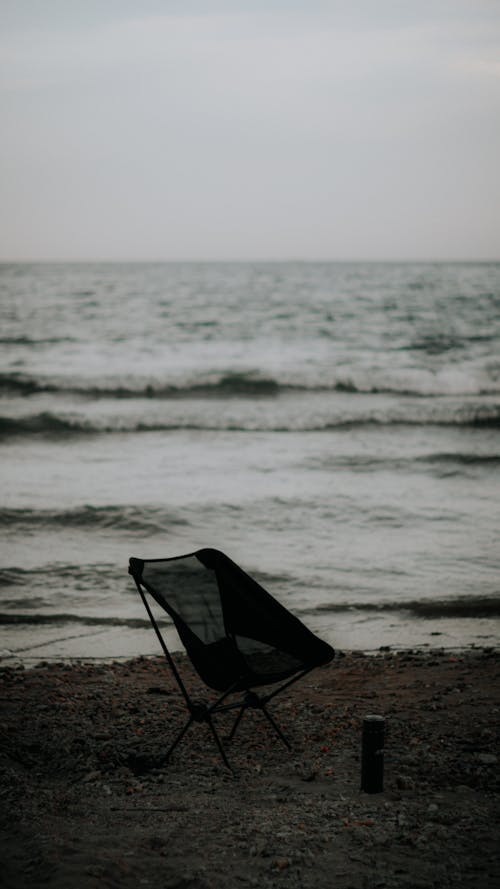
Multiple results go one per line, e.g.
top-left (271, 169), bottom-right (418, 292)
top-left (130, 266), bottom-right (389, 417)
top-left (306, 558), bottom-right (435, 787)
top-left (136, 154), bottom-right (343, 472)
top-left (1, 261), bottom-right (499, 660)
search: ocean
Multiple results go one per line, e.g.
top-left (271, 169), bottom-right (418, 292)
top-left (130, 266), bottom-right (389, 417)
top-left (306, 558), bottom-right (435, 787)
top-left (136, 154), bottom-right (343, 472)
top-left (1, 261), bottom-right (499, 662)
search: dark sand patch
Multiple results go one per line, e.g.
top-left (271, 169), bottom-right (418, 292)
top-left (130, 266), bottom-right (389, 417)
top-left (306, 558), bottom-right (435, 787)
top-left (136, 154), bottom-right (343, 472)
top-left (1, 649), bottom-right (499, 888)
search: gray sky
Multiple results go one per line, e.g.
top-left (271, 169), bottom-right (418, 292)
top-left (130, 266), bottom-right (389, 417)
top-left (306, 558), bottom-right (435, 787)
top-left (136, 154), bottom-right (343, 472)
top-left (1, 1), bottom-right (499, 261)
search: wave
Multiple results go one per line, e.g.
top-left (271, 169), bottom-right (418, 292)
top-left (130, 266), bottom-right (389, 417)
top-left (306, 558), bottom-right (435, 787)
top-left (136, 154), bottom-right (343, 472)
top-left (314, 453), bottom-right (500, 477)
top-left (0, 336), bottom-right (76, 347)
top-left (0, 375), bottom-right (59, 396)
top-left (2, 370), bottom-right (500, 400)
top-left (303, 596), bottom-right (500, 619)
top-left (320, 411), bottom-right (500, 431)
top-left (2, 595), bottom-right (498, 630)
top-left (0, 371), bottom-right (282, 398)
top-left (0, 505), bottom-right (189, 535)
top-left (1, 404), bottom-right (500, 439)
top-left (0, 564), bottom-right (126, 598)
top-left (0, 413), bottom-right (90, 437)
top-left (419, 452), bottom-right (500, 467)
top-left (0, 612), bottom-right (164, 628)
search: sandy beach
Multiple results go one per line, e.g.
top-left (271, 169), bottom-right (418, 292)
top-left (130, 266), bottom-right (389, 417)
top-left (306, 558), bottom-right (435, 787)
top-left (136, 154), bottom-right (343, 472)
top-left (2, 7), bottom-right (500, 888)
top-left (1, 647), bottom-right (499, 888)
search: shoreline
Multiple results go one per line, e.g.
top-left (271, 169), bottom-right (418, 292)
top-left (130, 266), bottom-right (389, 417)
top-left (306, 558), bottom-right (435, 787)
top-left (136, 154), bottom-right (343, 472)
top-left (1, 610), bottom-right (499, 667)
top-left (1, 649), bottom-right (499, 888)
top-left (1, 640), bottom-right (498, 669)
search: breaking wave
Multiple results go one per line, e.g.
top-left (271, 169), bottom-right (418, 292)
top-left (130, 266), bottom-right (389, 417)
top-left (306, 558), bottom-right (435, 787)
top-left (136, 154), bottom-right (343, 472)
top-left (0, 505), bottom-right (189, 535)
top-left (0, 371), bottom-right (282, 398)
top-left (1, 403), bottom-right (499, 439)
top-left (0, 413), bottom-right (90, 437)
top-left (2, 370), bottom-right (500, 400)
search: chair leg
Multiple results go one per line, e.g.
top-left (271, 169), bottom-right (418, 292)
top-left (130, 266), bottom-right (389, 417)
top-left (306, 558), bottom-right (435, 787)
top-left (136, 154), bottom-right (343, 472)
top-left (227, 704), bottom-right (247, 742)
top-left (160, 713), bottom-right (232, 770)
top-left (206, 715), bottom-right (232, 770)
top-left (227, 693), bottom-right (292, 751)
top-left (158, 689), bottom-right (290, 769)
top-left (162, 715), bottom-right (193, 763)
top-left (261, 704), bottom-right (292, 750)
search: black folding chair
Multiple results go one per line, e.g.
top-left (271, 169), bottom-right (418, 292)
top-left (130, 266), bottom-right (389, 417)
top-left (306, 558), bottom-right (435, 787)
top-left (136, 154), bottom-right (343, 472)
top-left (128, 548), bottom-right (334, 769)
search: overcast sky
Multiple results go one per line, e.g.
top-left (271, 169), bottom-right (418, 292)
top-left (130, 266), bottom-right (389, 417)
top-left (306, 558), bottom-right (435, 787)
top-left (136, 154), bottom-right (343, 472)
top-left (1, 1), bottom-right (499, 261)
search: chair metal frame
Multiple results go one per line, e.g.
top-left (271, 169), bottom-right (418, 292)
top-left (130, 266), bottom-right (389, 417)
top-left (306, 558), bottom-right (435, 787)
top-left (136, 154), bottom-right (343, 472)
top-left (131, 569), bottom-right (314, 769)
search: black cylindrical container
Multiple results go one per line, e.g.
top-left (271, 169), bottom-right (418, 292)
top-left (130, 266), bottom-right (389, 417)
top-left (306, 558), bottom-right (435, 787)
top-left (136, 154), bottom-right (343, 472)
top-left (361, 714), bottom-right (385, 793)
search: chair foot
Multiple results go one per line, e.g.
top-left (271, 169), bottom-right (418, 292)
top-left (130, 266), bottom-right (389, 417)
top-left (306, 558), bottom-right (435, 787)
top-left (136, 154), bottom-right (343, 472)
top-left (207, 715), bottom-right (233, 770)
top-left (161, 715), bottom-right (193, 764)
top-left (261, 704), bottom-right (292, 750)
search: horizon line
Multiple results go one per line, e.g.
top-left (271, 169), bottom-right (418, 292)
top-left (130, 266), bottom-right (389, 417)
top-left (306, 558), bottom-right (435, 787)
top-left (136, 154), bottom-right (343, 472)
top-left (1, 257), bottom-right (499, 265)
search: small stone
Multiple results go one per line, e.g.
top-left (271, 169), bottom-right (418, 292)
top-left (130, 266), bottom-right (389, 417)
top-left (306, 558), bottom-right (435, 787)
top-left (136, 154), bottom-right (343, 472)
top-left (294, 760), bottom-right (317, 782)
top-left (82, 770), bottom-right (101, 783)
top-left (396, 774), bottom-right (414, 790)
top-left (476, 753), bottom-right (497, 765)
top-left (273, 858), bottom-right (290, 871)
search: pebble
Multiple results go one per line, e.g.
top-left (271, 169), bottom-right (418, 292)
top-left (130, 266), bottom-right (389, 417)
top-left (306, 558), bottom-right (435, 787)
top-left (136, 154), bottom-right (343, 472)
top-left (272, 858), bottom-right (290, 871)
top-left (396, 774), bottom-right (415, 790)
top-left (475, 753), bottom-right (497, 765)
top-left (82, 770), bottom-right (101, 783)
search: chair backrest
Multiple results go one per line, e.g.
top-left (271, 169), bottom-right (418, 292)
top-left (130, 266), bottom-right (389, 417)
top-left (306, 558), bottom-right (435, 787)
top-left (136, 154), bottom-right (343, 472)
top-left (139, 553), bottom-right (225, 646)
top-left (130, 549), bottom-right (334, 671)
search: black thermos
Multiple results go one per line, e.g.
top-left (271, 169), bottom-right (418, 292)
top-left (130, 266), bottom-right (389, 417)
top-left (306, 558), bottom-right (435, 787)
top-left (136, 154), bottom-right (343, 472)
top-left (361, 714), bottom-right (385, 793)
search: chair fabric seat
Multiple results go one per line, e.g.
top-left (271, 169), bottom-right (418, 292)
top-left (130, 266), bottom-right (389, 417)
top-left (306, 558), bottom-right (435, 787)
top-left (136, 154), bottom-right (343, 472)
top-left (242, 646), bottom-right (305, 684)
top-left (181, 634), bottom-right (308, 692)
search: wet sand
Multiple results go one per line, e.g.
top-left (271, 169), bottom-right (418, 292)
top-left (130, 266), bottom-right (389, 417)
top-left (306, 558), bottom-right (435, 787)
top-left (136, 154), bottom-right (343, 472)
top-left (1, 648), bottom-right (499, 888)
